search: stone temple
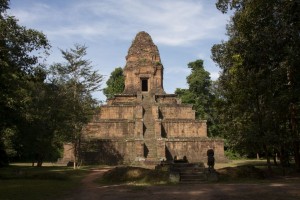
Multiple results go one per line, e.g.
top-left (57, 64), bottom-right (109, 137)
top-left (76, 31), bottom-right (225, 165)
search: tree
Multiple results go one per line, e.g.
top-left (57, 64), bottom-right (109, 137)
top-left (212, 0), bottom-right (300, 171)
top-left (50, 44), bottom-right (103, 168)
top-left (17, 67), bottom-right (67, 166)
top-left (0, 0), bottom-right (50, 166)
top-left (186, 60), bottom-right (212, 119)
top-left (175, 60), bottom-right (211, 119)
top-left (175, 60), bottom-right (220, 137)
top-left (103, 67), bottom-right (124, 99)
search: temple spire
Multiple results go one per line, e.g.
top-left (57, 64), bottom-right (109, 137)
top-left (123, 31), bottom-right (165, 94)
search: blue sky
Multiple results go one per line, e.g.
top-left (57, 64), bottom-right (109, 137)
top-left (8, 0), bottom-right (231, 101)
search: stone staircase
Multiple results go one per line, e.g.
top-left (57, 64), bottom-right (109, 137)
top-left (142, 94), bottom-right (157, 162)
top-left (171, 163), bottom-right (207, 184)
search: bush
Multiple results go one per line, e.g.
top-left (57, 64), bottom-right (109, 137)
top-left (225, 150), bottom-right (244, 160)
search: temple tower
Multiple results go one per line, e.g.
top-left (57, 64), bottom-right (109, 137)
top-left (123, 31), bottom-right (165, 95)
top-left (75, 31), bottom-right (225, 165)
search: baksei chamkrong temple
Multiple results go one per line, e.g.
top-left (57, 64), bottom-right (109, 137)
top-left (63, 31), bottom-right (225, 165)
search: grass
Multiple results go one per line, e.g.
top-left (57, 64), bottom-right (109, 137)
top-left (215, 159), bottom-right (300, 183)
top-left (217, 165), bottom-right (266, 182)
top-left (214, 159), bottom-right (268, 169)
top-left (1, 160), bottom-right (299, 199)
top-left (96, 166), bottom-right (170, 185)
top-left (97, 159), bottom-right (300, 186)
top-left (0, 163), bottom-right (90, 200)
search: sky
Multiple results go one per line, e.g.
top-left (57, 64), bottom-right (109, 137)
top-left (8, 0), bottom-right (231, 101)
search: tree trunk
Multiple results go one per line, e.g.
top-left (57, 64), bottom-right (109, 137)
top-left (37, 156), bottom-right (43, 167)
top-left (280, 146), bottom-right (287, 175)
top-left (264, 145), bottom-right (272, 174)
top-left (73, 84), bottom-right (78, 170)
top-left (37, 161), bottom-right (43, 167)
top-left (73, 142), bottom-right (77, 169)
top-left (273, 154), bottom-right (278, 166)
top-left (73, 136), bottom-right (81, 169)
top-left (293, 141), bottom-right (300, 172)
top-left (288, 68), bottom-right (299, 171)
top-left (266, 155), bottom-right (272, 171)
top-left (33, 153), bottom-right (43, 167)
top-left (273, 148), bottom-right (279, 166)
top-left (290, 103), bottom-right (300, 171)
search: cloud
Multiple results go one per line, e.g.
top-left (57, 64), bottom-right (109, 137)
top-left (10, 0), bottom-right (229, 46)
top-left (210, 71), bottom-right (220, 80)
top-left (165, 66), bottom-right (190, 74)
top-left (10, 3), bottom-right (56, 25)
top-left (9, 0), bottom-right (228, 100)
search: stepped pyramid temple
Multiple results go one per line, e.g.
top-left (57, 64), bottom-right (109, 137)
top-left (64, 31), bottom-right (225, 165)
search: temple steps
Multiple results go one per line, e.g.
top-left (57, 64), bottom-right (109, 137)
top-left (144, 139), bottom-right (157, 158)
top-left (180, 172), bottom-right (206, 184)
top-left (171, 163), bottom-right (207, 184)
top-left (144, 128), bottom-right (155, 138)
top-left (142, 93), bottom-right (158, 162)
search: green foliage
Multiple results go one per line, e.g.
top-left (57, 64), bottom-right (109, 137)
top-left (176, 60), bottom-right (211, 119)
top-left (0, 0), bottom-right (9, 13)
top-left (0, 0), bottom-right (50, 166)
top-left (175, 60), bottom-right (222, 137)
top-left (212, 0), bottom-right (300, 170)
top-left (49, 44), bottom-right (103, 168)
top-left (225, 149), bottom-right (244, 160)
top-left (17, 67), bottom-right (67, 165)
top-left (215, 0), bottom-right (244, 13)
top-left (103, 67), bottom-right (125, 99)
top-left (175, 88), bottom-right (194, 105)
top-left (1, 2), bottom-right (104, 167)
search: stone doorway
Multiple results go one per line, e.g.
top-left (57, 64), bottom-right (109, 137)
top-left (141, 79), bottom-right (148, 92)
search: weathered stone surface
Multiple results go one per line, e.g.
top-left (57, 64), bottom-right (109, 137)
top-left (58, 143), bottom-right (74, 164)
top-left (162, 120), bottom-right (207, 138)
top-left (63, 31), bottom-right (225, 165)
top-left (165, 139), bottom-right (226, 163)
top-left (160, 106), bottom-right (195, 119)
top-left (123, 31), bottom-right (165, 95)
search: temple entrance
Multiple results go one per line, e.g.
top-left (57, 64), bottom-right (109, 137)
top-left (141, 79), bottom-right (148, 92)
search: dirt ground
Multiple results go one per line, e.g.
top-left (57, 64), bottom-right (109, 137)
top-left (62, 167), bottom-right (300, 200)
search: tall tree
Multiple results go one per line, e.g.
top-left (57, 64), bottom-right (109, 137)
top-left (0, 0), bottom-right (50, 166)
top-left (186, 60), bottom-right (211, 119)
top-left (18, 67), bottom-right (68, 166)
top-left (50, 44), bottom-right (103, 168)
top-left (103, 67), bottom-right (125, 99)
top-left (212, 0), bottom-right (300, 170)
top-left (175, 60), bottom-right (220, 137)
top-left (176, 60), bottom-right (211, 119)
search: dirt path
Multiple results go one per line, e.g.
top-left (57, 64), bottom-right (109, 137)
top-left (63, 167), bottom-right (300, 200)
